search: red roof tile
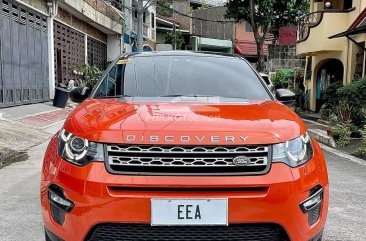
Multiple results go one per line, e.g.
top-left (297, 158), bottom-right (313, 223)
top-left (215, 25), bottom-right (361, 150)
top-left (234, 40), bottom-right (269, 57)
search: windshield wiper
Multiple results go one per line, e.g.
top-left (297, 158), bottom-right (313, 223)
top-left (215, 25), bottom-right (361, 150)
top-left (160, 94), bottom-right (219, 98)
top-left (159, 94), bottom-right (248, 100)
top-left (95, 95), bottom-right (131, 99)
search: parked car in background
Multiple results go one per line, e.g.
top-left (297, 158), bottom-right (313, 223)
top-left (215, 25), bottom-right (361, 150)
top-left (260, 73), bottom-right (276, 95)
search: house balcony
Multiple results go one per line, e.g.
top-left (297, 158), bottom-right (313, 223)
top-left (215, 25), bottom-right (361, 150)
top-left (297, 9), bottom-right (354, 56)
top-left (59, 0), bottom-right (123, 34)
top-left (132, 19), bottom-right (153, 39)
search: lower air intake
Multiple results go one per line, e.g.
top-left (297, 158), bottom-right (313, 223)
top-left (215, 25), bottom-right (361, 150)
top-left (85, 223), bottom-right (289, 241)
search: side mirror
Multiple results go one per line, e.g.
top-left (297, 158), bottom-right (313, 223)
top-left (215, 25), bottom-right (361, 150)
top-left (69, 87), bottom-right (91, 103)
top-left (276, 89), bottom-right (296, 106)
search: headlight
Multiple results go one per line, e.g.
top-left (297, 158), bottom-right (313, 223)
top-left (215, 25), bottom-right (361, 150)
top-left (58, 129), bottom-right (104, 166)
top-left (272, 132), bottom-right (313, 167)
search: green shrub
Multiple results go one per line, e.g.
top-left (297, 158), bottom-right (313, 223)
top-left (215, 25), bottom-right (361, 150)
top-left (75, 65), bottom-right (102, 89)
top-left (354, 125), bottom-right (366, 159)
top-left (332, 126), bottom-right (351, 147)
top-left (321, 78), bottom-right (366, 127)
top-left (164, 31), bottom-right (185, 50)
top-left (271, 69), bottom-right (294, 89)
top-left (337, 78), bottom-right (366, 127)
top-left (320, 82), bottom-right (343, 119)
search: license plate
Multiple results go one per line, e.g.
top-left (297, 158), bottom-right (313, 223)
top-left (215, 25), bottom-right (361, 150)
top-left (151, 198), bottom-right (228, 226)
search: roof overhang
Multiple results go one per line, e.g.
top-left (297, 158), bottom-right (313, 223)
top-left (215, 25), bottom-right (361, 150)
top-left (156, 27), bottom-right (190, 34)
top-left (156, 16), bottom-right (180, 28)
top-left (329, 24), bottom-right (366, 39)
top-left (330, 7), bottom-right (366, 39)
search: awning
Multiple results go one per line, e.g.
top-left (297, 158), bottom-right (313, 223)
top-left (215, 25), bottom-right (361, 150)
top-left (234, 40), bottom-right (269, 57)
top-left (329, 24), bottom-right (366, 39)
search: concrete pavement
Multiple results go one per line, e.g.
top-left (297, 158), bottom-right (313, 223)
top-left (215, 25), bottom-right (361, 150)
top-left (0, 102), bottom-right (74, 168)
top-left (0, 122), bottom-right (64, 241)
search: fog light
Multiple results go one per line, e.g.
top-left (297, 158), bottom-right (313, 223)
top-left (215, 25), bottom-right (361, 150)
top-left (300, 188), bottom-right (323, 212)
top-left (48, 185), bottom-right (74, 212)
top-left (300, 187), bottom-right (323, 225)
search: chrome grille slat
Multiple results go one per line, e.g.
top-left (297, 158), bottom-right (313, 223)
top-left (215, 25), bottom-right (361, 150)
top-left (107, 145), bottom-right (269, 154)
top-left (109, 156), bottom-right (267, 167)
top-left (105, 144), bottom-right (271, 176)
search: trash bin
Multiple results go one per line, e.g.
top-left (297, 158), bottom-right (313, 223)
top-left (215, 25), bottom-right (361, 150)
top-left (53, 87), bottom-right (70, 108)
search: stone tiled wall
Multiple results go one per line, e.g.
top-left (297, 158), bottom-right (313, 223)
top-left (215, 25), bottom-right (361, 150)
top-left (56, 8), bottom-right (107, 43)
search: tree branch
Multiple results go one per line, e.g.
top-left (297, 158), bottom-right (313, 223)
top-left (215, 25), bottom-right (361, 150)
top-left (249, 0), bottom-right (260, 43)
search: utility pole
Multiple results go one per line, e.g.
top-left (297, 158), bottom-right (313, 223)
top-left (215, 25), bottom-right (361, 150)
top-left (137, 0), bottom-right (144, 52)
top-left (136, 0), bottom-right (155, 52)
top-left (173, 22), bottom-right (176, 50)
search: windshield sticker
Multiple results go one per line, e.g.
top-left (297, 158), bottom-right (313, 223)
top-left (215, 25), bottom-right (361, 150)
top-left (117, 58), bottom-right (131, 65)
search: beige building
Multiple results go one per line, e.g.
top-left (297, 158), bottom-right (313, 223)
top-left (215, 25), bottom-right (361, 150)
top-left (297, 0), bottom-right (366, 111)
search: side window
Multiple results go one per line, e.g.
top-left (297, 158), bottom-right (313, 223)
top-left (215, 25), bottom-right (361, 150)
top-left (262, 76), bottom-right (270, 85)
top-left (94, 64), bottom-right (122, 97)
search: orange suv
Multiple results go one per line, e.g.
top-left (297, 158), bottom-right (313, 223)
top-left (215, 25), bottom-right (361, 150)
top-left (41, 52), bottom-right (328, 241)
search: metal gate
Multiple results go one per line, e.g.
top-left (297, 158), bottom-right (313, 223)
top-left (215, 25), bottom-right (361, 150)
top-left (0, 0), bottom-right (49, 108)
top-left (87, 36), bottom-right (107, 70)
top-left (54, 21), bottom-right (85, 85)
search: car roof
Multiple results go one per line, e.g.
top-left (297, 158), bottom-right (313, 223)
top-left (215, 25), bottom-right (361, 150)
top-left (125, 51), bottom-right (237, 58)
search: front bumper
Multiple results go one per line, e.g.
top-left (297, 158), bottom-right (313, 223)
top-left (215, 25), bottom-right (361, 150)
top-left (41, 136), bottom-right (329, 241)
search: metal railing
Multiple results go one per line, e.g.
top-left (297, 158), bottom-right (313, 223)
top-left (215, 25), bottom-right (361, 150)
top-left (297, 11), bottom-right (324, 43)
top-left (297, 8), bottom-right (356, 43)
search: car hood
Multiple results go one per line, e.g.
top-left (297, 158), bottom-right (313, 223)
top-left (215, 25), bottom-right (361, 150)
top-left (63, 98), bottom-right (306, 145)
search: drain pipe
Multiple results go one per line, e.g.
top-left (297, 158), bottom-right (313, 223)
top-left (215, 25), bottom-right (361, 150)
top-left (47, 0), bottom-right (58, 99)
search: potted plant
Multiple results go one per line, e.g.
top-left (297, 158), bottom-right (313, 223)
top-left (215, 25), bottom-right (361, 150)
top-left (69, 65), bottom-right (102, 103)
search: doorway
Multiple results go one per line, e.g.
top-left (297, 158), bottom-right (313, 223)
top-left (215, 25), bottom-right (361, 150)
top-left (315, 59), bottom-right (344, 111)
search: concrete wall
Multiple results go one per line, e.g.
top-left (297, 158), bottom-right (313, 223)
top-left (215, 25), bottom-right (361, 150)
top-left (269, 45), bottom-right (305, 72)
top-left (192, 6), bottom-right (234, 40)
top-left (235, 21), bottom-right (255, 41)
top-left (107, 35), bottom-right (122, 61)
top-left (192, 6), bottom-right (257, 43)
top-left (172, 0), bottom-right (191, 31)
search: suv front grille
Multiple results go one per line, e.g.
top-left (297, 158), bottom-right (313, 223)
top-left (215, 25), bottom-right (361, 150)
top-left (85, 223), bottom-right (289, 241)
top-left (105, 144), bottom-right (271, 175)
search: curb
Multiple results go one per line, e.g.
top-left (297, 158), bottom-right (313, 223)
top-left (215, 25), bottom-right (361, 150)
top-left (308, 129), bottom-right (336, 148)
top-left (319, 143), bottom-right (366, 166)
top-left (0, 148), bottom-right (29, 169)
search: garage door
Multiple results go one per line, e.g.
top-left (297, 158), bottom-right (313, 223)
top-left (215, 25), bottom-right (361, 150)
top-left (0, 0), bottom-right (49, 107)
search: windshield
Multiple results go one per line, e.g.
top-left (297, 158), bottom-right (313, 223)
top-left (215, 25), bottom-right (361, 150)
top-left (93, 55), bottom-right (271, 100)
